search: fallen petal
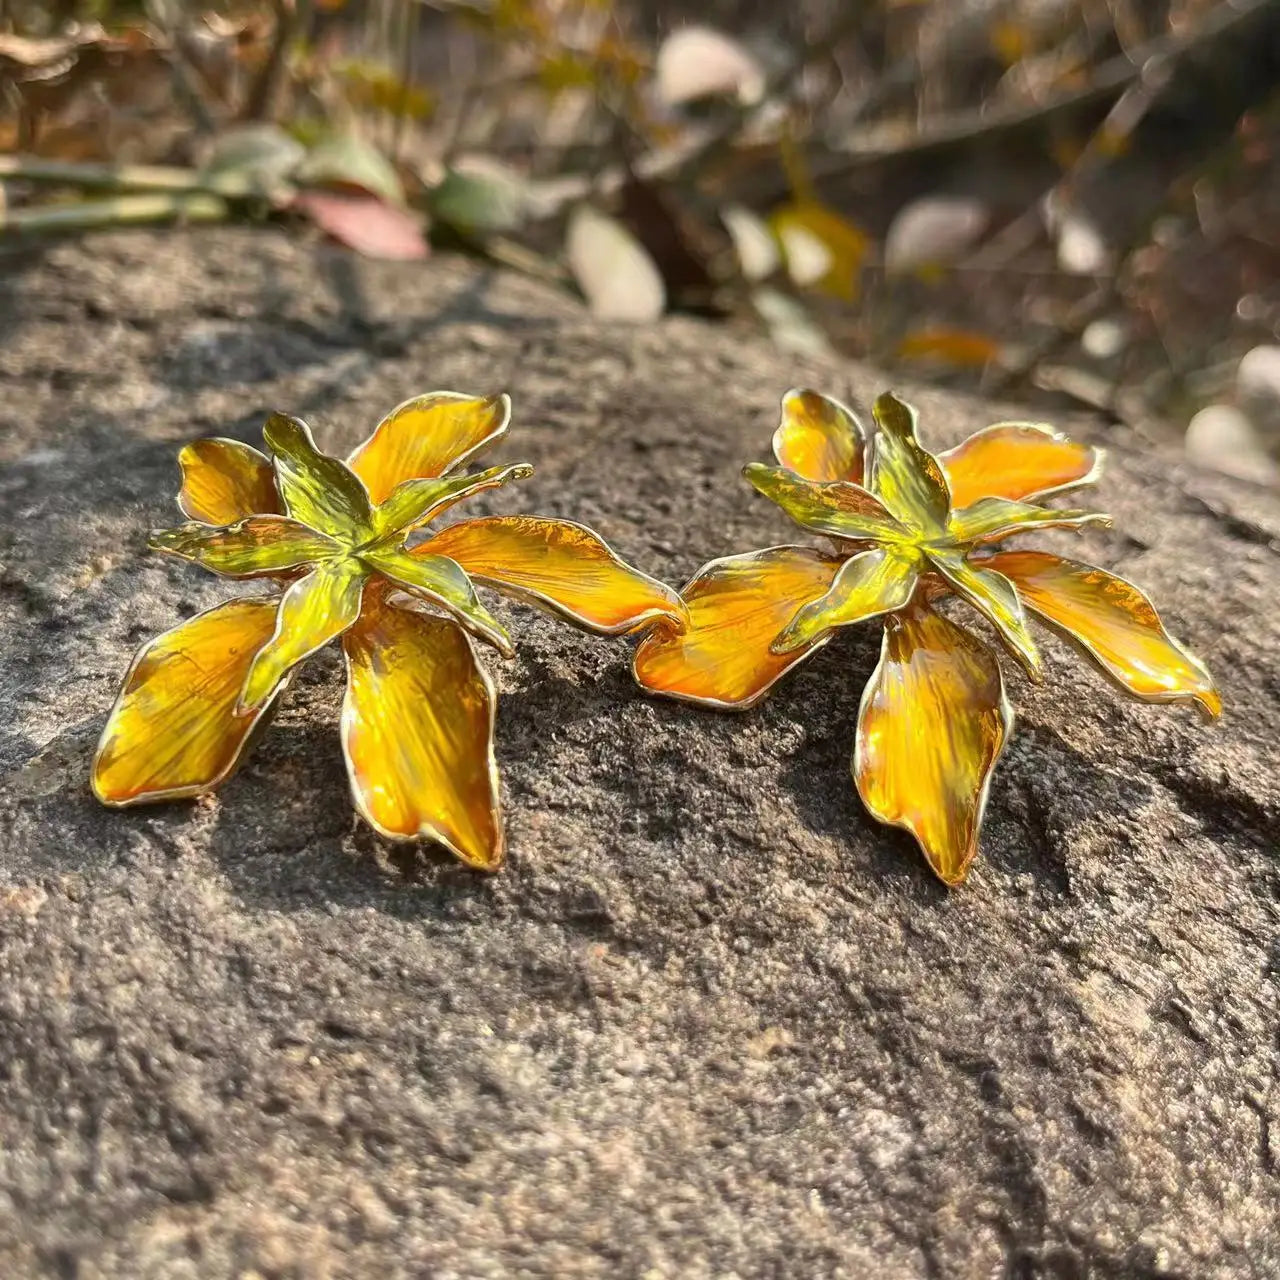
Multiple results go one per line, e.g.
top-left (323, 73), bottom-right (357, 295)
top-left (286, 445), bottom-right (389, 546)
top-left (293, 190), bottom-right (428, 262)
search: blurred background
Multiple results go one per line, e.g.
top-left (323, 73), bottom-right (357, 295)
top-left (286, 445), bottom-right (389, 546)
top-left (3, 0), bottom-right (1279, 484)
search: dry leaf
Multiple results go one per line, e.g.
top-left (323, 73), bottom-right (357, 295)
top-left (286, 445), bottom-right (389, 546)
top-left (770, 201), bottom-right (869, 302)
top-left (293, 191), bottom-right (428, 261)
top-left (654, 26), bottom-right (764, 106)
top-left (884, 196), bottom-right (988, 274)
top-left (896, 328), bottom-right (1002, 367)
top-left (722, 204), bottom-right (780, 282)
top-left (566, 205), bottom-right (665, 322)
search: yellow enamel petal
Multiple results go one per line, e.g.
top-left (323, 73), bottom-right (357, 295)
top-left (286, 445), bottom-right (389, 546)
top-left (149, 517), bottom-right (339, 578)
top-left (342, 598), bottom-right (503, 868)
top-left (347, 392), bottom-right (512, 503)
top-left (855, 604), bottom-right (1012, 886)
top-left (633, 546), bottom-right (841, 709)
top-left (743, 463), bottom-right (908, 543)
top-left (92, 597), bottom-right (281, 805)
top-left (773, 546), bottom-right (920, 653)
top-left (929, 549), bottom-right (1042, 678)
top-left (177, 438), bottom-right (280, 524)
top-left (239, 559), bottom-right (367, 711)
top-left (869, 391), bottom-right (951, 533)
top-left (262, 413), bottom-right (373, 541)
top-left (948, 496), bottom-right (1112, 545)
top-left (772, 388), bottom-right (865, 483)
top-left (372, 463), bottom-right (533, 538)
top-left (984, 550), bottom-right (1220, 716)
top-left (940, 423), bottom-right (1102, 509)
top-left (365, 544), bottom-right (514, 656)
top-left (418, 515), bottom-right (687, 635)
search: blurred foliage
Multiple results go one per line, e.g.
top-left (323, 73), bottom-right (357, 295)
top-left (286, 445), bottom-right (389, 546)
top-left (1, 0), bottom-right (1279, 480)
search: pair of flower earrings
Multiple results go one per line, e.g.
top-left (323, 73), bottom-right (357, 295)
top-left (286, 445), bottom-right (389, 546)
top-left (92, 388), bottom-right (1219, 887)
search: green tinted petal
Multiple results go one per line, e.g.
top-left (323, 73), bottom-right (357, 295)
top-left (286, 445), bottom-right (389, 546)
top-left (870, 392), bottom-right (951, 533)
top-left (262, 412), bottom-right (373, 541)
top-left (772, 546), bottom-right (920, 653)
top-left (239, 558), bottom-right (367, 710)
top-left (948, 496), bottom-right (1112, 545)
top-left (929, 548), bottom-right (1041, 678)
top-left (149, 516), bottom-right (339, 578)
top-left (743, 463), bottom-right (908, 543)
top-left (363, 544), bottom-right (514, 657)
top-left (371, 462), bottom-right (534, 538)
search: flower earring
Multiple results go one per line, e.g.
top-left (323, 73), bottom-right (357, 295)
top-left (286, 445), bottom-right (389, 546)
top-left (633, 388), bottom-right (1218, 886)
top-left (93, 392), bottom-right (686, 869)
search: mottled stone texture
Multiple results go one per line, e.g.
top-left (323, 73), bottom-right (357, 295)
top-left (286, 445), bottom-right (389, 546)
top-left (1, 230), bottom-right (1277, 1280)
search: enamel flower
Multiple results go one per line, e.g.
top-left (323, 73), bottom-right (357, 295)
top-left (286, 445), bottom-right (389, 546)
top-left (93, 392), bottom-right (684, 869)
top-left (634, 389), bottom-right (1219, 886)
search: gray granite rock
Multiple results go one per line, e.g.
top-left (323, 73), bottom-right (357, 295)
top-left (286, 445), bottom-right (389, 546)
top-left (1, 230), bottom-right (1277, 1279)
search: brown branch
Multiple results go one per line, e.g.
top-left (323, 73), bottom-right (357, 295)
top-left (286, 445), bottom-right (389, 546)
top-left (243, 0), bottom-right (296, 122)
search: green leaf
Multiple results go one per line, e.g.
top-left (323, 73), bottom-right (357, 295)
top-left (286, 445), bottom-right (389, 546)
top-left (199, 125), bottom-right (304, 197)
top-left (431, 160), bottom-right (530, 235)
top-left (295, 134), bottom-right (404, 207)
top-left (947, 497), bottom-right (1111, 545)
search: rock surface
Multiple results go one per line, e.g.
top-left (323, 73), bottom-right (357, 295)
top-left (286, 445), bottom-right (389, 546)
top-left (1, 230), bottom-right (1278, 1279)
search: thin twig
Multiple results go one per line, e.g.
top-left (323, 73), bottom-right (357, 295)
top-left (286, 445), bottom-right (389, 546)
top-left (0, 154), bottom-right (272, 199)
top-left (165, 49), bottom-right (218, 135)
top-left (391, 0), bottom-right (417, 163)
top-left (0, 192), bottom-right (229, 233)
top-left (244, 0), bottom-right (296, 121)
